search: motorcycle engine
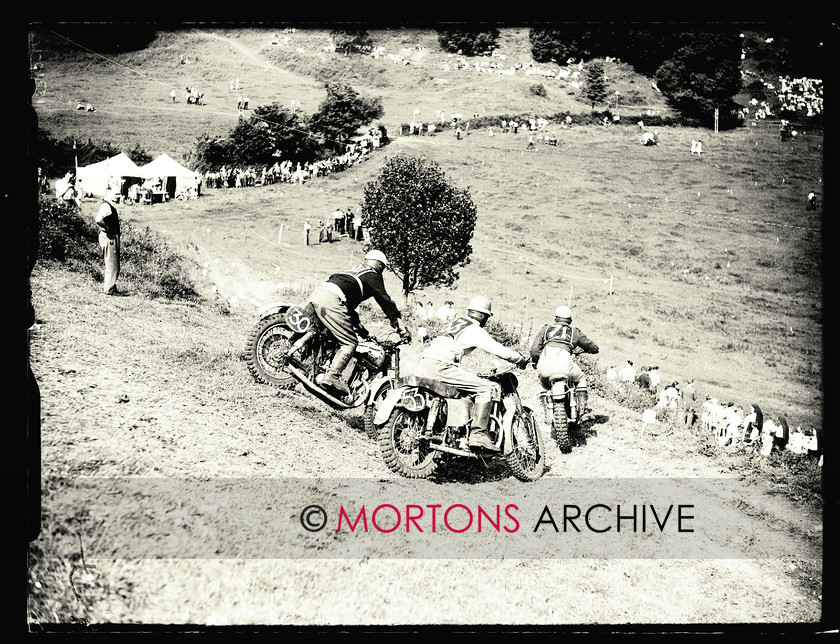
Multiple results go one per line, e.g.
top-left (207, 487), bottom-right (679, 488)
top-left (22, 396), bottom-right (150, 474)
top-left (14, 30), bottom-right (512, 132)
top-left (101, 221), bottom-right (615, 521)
top-left (356, 342), bottom-right (386, 369)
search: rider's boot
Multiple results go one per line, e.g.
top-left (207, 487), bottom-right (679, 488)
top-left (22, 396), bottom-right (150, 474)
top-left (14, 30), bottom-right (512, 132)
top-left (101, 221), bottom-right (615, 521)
top-left (575, 388), bottom-right (589, 421)
top-left (468, 400), bottom-right (499, 452)
top-left (321, 345), bottom-right (355, 396)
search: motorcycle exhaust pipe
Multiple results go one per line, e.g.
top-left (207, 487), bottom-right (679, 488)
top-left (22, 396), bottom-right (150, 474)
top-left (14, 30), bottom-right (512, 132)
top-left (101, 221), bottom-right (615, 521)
top-left (429, 443), bottom-right (477, 458)
top-left (285, 328), bottom-right (316, 359)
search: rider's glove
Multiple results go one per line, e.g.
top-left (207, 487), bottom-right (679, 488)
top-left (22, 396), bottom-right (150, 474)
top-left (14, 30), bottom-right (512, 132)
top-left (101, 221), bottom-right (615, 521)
top-left (517, 353), bottom-right (530, 369)
top-left (400, 328), bottom-right (412, 343)
top-left (356, 325), bottom-right (370, 340)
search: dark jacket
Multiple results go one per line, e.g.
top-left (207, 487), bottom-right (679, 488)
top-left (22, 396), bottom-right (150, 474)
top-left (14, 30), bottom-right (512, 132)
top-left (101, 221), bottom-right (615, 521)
top-left (328, 263), bottom-right (401, 326)
top-left (529, 321), bottom-right (599, 363)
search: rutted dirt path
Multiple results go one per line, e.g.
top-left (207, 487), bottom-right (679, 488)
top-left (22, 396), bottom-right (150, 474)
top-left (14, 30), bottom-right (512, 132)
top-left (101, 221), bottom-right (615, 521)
top-left (28, 252), bottom-right (824, 625)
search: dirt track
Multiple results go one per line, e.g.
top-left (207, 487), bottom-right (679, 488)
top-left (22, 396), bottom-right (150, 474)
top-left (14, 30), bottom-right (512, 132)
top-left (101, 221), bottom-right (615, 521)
top-left (26, 29), bottom-right (825, 627)
top-left (27, 259), bottom-right (824, 626)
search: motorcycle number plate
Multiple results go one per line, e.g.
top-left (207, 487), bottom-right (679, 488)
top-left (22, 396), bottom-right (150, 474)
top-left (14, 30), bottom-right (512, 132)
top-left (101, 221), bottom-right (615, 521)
top-left (551, 380), bottom-right (569, 397)
top-left (401, 388), bottom-right (426, 412)
top-left (285, 306), bottom-right (312, 333)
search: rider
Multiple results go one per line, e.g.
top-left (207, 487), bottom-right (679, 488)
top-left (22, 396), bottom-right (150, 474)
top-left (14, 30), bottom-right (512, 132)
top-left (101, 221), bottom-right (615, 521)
top-left (529, 305), bottom-right (599, 422)
top-left (309, 249), bottom-right (410, 396)
top-left (416, 295), bottom-right (529, 452)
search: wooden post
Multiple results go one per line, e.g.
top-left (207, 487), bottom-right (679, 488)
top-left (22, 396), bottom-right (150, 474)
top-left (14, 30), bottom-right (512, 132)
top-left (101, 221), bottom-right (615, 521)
top-left (714, 107), bottom-right (719, 134)
top-left (609, 276), bottom-right (614, 296)
top-left (278, 224), bottom-right (284, 245)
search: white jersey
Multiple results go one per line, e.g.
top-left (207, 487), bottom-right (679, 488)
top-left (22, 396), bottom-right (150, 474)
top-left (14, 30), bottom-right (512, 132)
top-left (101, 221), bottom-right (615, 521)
top-left (421, 316), bottom-right (522, 366)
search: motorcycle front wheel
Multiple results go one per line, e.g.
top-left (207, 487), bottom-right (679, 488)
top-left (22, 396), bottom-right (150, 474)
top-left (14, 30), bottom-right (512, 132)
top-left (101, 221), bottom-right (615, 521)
top-left (244, 313), bottom-right (298, 389)
top-left (364, 379), bottom-right (394, 440)
top-left (506, 409), bottom-right (546, 481)
top-left (378, 407), bottom-right (438, 479)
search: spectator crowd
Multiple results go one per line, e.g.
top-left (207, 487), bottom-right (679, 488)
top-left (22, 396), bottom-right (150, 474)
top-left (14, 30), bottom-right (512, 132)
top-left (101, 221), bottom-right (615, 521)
top-left (202, 134), bottom-right (382, 190)
top-left (605, 359), bottom-right (822, 465)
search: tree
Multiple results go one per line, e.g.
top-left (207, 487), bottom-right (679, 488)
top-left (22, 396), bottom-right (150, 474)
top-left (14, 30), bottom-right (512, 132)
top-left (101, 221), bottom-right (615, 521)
top-left (613, 27), bottom-right (687, 75)
top-left (582, 61), bottom-right (608, 109)
top-left (238, 103), bottom-right (318, 163)
top-left (438, 28), bottom-right (500, 56)
top-left (189, 103), bottom-right (317, 169)
top-left (309, 83), bottom-right (384, 153)
top-left (529, 27), bottom-right (606, 64)
top-left (744, 26), bottom-right (828, 80)
top-left (330, 29), bottom-right (373, 55)
top-left (361, 154), bottom-right (477, 302)
top-left (653, 31), bottom-right (743, 128)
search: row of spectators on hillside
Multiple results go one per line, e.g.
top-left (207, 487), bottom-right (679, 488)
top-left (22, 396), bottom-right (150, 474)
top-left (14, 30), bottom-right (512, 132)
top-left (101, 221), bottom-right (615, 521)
top-left (740, 70), bottom-right (823, 121)
top-left (698, 399), bottom-right (821, 459)
top-left (441, 52), bottom-right (587, 85)
top-left (370, 46), bottom-right (411, 65)
top-left (777, 76), bottom-right (823, 117)
top-left (606, 360), bottom-right (821, 463)
top-left (202, 136), bottom-right (380, 189)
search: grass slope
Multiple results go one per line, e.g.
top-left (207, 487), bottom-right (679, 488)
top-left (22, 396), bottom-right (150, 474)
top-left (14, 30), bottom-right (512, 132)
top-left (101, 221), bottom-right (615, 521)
top-left (25, 27), bottom-right (826, 626)
top-left (31, 25), bottom-right (822, 427)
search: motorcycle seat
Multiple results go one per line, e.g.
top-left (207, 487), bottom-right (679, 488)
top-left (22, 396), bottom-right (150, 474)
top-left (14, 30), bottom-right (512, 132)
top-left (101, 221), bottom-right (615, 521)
top-left (398, 375), bottom-right (463, 399)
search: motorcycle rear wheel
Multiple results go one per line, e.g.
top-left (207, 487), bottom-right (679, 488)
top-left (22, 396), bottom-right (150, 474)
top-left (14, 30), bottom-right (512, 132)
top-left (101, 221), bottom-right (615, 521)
top-left (506, 409), bottom-right (546, 481)
top-left (551, 398), bottom-right (572, 454)
top-left (378, 407), bottom-right (438, 479)
top-left (244, 313), bottom-right (298, 389)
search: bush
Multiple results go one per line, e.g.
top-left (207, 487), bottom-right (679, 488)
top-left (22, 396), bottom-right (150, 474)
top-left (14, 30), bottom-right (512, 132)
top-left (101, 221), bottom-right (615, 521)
top-left (485, 317), bottom-right (522, 347)
top-left (36, 195), bottom-right (201, 302)
top-left (37, 196), bottom-right (100, 269)
top-left (529, 83), bottom-right (547, 98)
top-left (119, 224), bottom-right (201, 301)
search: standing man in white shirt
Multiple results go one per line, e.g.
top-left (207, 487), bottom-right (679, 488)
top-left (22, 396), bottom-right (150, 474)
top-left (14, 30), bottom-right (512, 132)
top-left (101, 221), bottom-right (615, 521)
top-left (95, 191), bottom-right (122, 295)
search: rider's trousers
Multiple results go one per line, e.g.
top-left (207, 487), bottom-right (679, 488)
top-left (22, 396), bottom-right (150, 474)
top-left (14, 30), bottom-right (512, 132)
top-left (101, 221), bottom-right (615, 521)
top-left (536, 346), bottom-right (586, 391)
top-left (416, 357), bottom-right (500, 403)
top-left (308, 285), bottom-right (357, 348)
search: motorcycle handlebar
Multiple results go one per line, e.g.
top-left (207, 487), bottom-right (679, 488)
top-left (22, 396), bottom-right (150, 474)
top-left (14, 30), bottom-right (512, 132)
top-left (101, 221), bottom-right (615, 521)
top-left (477, 362), bottom-right (520, 379)
top-left (368, 331), bottom-right (408, 349)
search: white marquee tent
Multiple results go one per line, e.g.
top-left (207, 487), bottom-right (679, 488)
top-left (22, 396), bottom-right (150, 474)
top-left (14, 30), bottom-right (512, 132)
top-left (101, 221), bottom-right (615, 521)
top-left (75, 153), bottom-right (142, 198)
top-left (137, 153), bottom-right (201, 199)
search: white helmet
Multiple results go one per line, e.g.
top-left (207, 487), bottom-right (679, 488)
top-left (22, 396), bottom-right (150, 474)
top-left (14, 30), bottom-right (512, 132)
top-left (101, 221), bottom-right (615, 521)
top-left (555, 305), bottom-right (572, 319)
top-left (365, 249), bottom-right (388, 266)
top-left (467, 295), bottom-right (493, 316)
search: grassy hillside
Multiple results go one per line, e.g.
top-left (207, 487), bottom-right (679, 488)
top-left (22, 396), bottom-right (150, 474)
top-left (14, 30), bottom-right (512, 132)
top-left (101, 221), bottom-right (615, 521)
top-left (30, 26), bottom-right (823, 432)
top-left (30, 27), bottom-right (671, 160)
top-left (26, 26), bottom-right (826, 628)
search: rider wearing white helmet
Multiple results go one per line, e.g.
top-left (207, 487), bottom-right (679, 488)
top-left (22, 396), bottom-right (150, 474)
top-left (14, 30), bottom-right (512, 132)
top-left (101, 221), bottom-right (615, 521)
top-left (417, 295), bottom-right (529, 452)
top-left (529, 304), bottom-right (599, 421)
top-left (309, 249), bottom-right (410, 396)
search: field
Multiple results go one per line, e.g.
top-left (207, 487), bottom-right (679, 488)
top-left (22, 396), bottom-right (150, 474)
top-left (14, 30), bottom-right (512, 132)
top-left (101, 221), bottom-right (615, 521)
top-left (26, 26), bottom-right (827, 630)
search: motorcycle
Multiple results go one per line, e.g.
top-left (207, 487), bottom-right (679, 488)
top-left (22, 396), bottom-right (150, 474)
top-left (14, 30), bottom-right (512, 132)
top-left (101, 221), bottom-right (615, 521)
top-left (244, 300), bottom-right (407, 438)
top-left (372, 363), bottom-right (546, 481)
top-left (539, 348), bottom-right (586, 454)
